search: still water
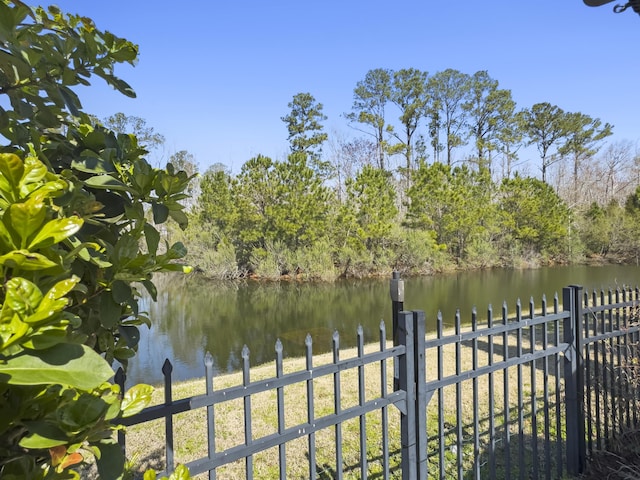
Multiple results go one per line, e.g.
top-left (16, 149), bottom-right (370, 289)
top-left (126, 264), bottom-right (640, 386)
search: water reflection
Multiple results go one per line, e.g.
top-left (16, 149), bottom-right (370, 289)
top-left (126, 265), bottom-right (640, 386)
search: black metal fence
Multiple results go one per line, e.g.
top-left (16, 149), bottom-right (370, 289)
top-left (115, 279), bottom-right (640, 479)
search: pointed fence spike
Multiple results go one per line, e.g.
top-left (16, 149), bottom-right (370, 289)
top-left (204, 351), bottom-right (213, 367)
top-left (162, 359), bottom-right (173, 375)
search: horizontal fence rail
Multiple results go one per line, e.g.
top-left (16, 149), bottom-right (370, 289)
top-left (114, 280), bottom-right (640, 479)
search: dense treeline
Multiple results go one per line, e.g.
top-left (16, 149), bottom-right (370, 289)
top-left (170, 68), bottom-right (640, 280)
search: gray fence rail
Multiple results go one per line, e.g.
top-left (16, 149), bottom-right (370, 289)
top-left (115, 280), bottom-right (640, 479)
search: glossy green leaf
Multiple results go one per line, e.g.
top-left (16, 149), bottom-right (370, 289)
top-left (0, 250), bottom-right (59, 271)
top-left (0, 220), bottom-right (16, 250)
top-left (71, 153), bottom-right (115, 174)
top-left (19, 422), bottom-right (68, 449)
top-left (0, 153), bottom-right (25, 189)
top-left (84, 175), bottom-right (130, 192)
top-left (0, 344), bottom-right (114, 390)
top-left (22, 328), bottom-right (67, 350)
top-left (7, 200), bottom-right (46, 248)
top-left (170, 465), bottom-right (192, 480)
top-left (21, 156), bottom-right (49, 187)
top-left (120, 383), bottom-right (153, 418)
top-left (58, 393), bottom-right (109, 430)
top-left (28, 217), bottom-right (82, 249)
top-left (4, 277), bottom-right (43, 316)
top-left (143, 470), bottom-right (157, 480)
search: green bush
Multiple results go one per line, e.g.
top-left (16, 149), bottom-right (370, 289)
top-left (0, 3), bottom-right (193, 478)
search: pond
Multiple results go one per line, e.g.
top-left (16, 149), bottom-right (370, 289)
top-left (125, 264), bottom-right (640, 386)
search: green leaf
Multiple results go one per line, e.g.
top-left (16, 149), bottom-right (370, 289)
top-left (0, 344), bottom-right (114, 390)
top-left (0, 250), bottom-right (60, 271)
top-left (0, 153), bottom-right (25, 189)
top-left (58, 86), bottom-right (82, 117)
top-left (143, 470), bottom-right (157, 480)
top-left (7, 199), bottom-right (47, 248)
top-left (71, 153), bottom-right (116, 174)
top-left (99, 294), bottom-right (121, 329)
top-left (5, 277), bottom-right (43, 315)
top-left (104, 75), bottom-right (136, 98)
top-left (95, 441), bottom-right (125, 480)
top-left (168, 209), bottom-right (188, 230)
top-left (111, 280), bottom-right (131, 304)
top-left (22, 328), bottom-right (67, 350)
top-left (141, 279), bottom-right (157, 302)
top-left (19, 422), bottom-right (68, 449)
top-left (170, 464), bottom-right (192, 480)
top-left (151, 202), bottom-right (169, 224)
top-left (84, 175), bottom-right (130, 192)
top-left (28, 217), bottom-right (82, 249)
top-left (144, 223), bottom-right (160, 256)
top-left (58, 393), bottom-right (109, 430)
top-left (120, 383), bottom-right (153, 417)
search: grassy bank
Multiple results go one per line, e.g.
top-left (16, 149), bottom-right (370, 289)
top-left (117, 323), bottom-right (568, 479)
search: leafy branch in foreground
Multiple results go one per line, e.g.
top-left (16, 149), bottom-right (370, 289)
top-left (0, 2), bottom-right (194, 478)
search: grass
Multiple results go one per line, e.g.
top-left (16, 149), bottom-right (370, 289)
top-left (110, 319), bottom-right (576, 480)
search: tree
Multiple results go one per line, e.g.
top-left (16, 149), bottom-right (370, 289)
top-left (344, 165), bottom-right (398, 252)
top-left (405, 161), bottom-right (493, 260)
top-left (522, 102), bottom-right (567, 183)
top-left (281, 92), bottom-right (329, 175)
top-left (495, 109), bottom-right (525, 180)
top-left (168, 150), bottom-right (199, 203)
top-left (267, 152), bottom-right (332, 250)
top-left (426, 69), bottom-right (471, 166)
top-left (463, 71), bottom-right (516, 173)
top-left (198, 167), bottom-right (238, 243)
top-left (103, 112), bottom-right (166, 152)
top-left (389, 68), bottom-right (428, 171)
top-left (0, 3), bottom-right (192, 478)
top-left (557, 112), bottom-right (613, 205)
top-left (345, 68), bottom-right (392, 170)
top-left (498, 175), bottom-right (571, 256)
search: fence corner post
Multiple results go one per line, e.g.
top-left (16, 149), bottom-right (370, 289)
top-left (398, 310), bottom-right (417, 479)
top-left (391, 272), bottom-right (405, 391)
top-left (563, 285), bottom-right (586, 475)
top-left (391, 271), bottom-right (405, 346)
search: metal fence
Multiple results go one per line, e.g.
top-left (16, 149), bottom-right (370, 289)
top-left (115, 279), bottom-right (640, 479)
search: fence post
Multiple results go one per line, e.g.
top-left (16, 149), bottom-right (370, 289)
top-left (391, 271), bottom-right (404, 391)
top-left (413, 310), bottom-right (427, 480)
top-left (398, 310), bottom-right (417, 479)
top-left (563, 285), bottom-right (586, 475)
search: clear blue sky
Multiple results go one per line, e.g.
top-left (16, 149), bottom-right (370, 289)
top-left (51, 0), bottom-right (640, 174)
